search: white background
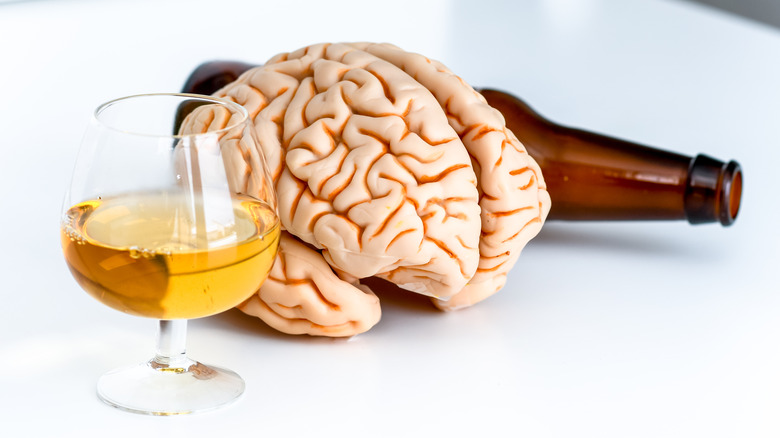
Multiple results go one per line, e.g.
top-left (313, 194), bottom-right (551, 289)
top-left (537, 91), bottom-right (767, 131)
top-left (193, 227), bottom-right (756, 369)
top-left (1, 0), bottom-right (778, 436)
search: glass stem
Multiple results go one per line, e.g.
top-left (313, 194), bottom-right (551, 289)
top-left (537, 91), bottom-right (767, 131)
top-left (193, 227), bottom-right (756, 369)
top-left (152, 319), bottom-right (193, 371)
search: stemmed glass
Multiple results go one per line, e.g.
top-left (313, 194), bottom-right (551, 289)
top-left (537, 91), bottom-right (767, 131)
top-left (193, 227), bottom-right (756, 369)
top-left (60, 93), bottom-right (280, 415)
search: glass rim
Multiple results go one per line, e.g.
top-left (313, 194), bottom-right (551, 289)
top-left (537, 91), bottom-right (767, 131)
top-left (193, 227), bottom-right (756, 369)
top-left (92, 92), bottom-right (250, 139)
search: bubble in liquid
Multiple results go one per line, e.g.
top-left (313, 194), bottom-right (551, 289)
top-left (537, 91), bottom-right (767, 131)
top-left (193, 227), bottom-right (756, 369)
top-left (129, 246), bottom-right (157, 259)
top-left (63, 223), bottom-right (86, 245)
top-left (155, 246), bottom-right (173, 256)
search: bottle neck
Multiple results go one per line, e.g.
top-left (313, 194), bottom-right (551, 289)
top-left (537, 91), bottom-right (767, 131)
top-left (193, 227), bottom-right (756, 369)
top-left (479, 89), bottom-right (742, 226)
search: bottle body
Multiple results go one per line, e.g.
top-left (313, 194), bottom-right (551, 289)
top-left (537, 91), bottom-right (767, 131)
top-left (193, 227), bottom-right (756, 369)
top-left (479, 89), bottom-right (742, 225)
top-left (181, 62), bottom-right (742, 226)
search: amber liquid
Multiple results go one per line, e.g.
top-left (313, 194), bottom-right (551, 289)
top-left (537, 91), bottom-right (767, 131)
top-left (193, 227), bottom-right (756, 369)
top-left (61, 191), bottom-right (280, 319)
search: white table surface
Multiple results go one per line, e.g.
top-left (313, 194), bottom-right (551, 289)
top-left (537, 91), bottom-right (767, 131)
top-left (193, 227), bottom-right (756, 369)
top-left (1, 0), bottom-right (778, 436)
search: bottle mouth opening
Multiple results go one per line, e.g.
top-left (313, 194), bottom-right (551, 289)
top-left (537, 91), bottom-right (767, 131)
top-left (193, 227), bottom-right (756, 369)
top-left (685, 155), bottom-right (743, 227)
top-left (721, 160), bottom-right (742, 226)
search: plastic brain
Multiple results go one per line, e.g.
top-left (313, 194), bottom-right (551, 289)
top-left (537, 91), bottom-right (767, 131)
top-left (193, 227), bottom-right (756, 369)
top-left (187, 43), bottom-right (551, 336)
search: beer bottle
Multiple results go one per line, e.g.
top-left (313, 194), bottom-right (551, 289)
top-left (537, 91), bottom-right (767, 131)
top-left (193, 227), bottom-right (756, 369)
top-left (182, 62), bottom-right (742, 226)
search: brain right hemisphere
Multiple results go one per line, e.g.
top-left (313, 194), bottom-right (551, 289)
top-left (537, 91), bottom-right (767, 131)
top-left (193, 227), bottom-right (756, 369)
top-left (354, 43), bottom-right (551, 310)
top-left (211, 43), bottom-right (550, 336)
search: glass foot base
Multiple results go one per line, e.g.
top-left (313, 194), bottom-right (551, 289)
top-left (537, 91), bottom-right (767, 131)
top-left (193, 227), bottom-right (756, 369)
top-left (97, 359), bottom-right (245, 415)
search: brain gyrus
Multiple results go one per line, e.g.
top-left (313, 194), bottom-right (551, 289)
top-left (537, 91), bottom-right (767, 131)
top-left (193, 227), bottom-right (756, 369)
top-left (183, 43), bottom-right (551, 336)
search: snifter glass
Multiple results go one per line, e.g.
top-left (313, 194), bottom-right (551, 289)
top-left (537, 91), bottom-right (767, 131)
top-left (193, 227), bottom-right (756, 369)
top-left (60, 93), bottom-right (279, 415)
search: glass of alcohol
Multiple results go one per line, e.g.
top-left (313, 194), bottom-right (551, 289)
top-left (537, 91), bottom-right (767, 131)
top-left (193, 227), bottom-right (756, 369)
top-left (60, 93), bottom-right (280, 415)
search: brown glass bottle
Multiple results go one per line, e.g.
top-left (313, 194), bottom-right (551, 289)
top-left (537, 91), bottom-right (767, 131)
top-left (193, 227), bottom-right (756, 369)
top-left (182, 62), bottom-right (743, 226)
top-left (479, 89), bottom-right (742, 226)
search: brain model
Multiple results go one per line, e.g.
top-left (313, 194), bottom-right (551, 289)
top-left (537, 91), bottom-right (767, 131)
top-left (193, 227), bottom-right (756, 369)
top-left (184, 43), bottom-right (551, 336)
